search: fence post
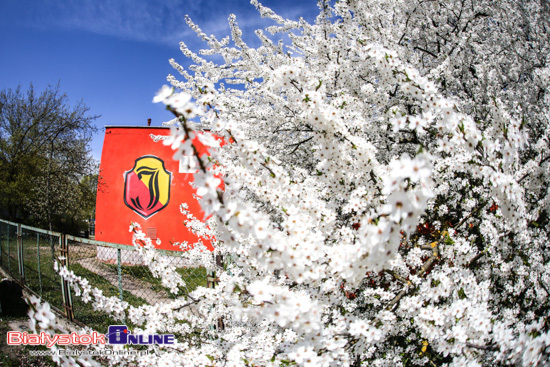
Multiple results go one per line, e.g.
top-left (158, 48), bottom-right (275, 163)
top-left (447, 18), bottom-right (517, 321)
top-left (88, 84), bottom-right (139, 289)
top-left (207, 254), bottom-right (225, 330)
top-left (37, 233), bottom-right (43, 297)
top-left (7, 225), bottom-right (11, 273)
top-left (0, 221), bottom-right (3, 267)
top-left (17, 224), bottom-right (25, 284)
top-left (59, 234), bottom-right (74, 321)
top-left (50, 232), bottom-right (55, 272)
top-left (117, 249), bottom-right (124, 302)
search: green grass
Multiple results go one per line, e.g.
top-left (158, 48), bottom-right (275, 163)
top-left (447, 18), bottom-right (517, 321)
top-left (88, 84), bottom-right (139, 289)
top-left (0, 235), bottom-right (149, 332)
top-left (69, 263), bottom-right (148, 332)
top-left (0, 228), bottom-right (20, 277)
top-left (1, 232), bottom-right (209, 333)
top-left (109, 264), bottom-right (209, 299)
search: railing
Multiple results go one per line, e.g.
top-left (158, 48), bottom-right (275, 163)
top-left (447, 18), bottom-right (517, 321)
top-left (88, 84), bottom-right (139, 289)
top-left (0, 218), bottom-right (210, 331)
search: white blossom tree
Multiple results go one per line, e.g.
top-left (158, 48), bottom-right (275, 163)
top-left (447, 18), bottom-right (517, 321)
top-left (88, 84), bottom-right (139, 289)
top-left (36, 0), bottom-right (550, 366)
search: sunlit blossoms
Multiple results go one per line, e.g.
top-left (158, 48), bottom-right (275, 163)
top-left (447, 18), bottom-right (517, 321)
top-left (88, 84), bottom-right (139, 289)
top-left (42, 0), bottom-right (550, 366)
top-left (26, 296), bottom-right (104, 367)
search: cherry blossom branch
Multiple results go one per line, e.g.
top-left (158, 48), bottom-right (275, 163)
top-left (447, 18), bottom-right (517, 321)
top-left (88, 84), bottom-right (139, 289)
top-left (387, 240), bottom-right (440, 311)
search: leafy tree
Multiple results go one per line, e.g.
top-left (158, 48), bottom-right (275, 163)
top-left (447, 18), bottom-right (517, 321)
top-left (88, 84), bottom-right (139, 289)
top-left (34, 1), bottom-right (550, 366)
top-left (0, 84), bottom-right (98, 233)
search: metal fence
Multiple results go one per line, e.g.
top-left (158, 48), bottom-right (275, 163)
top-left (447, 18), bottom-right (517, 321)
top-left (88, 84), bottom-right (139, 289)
top-left (0, 219), bottom-right (210, 331)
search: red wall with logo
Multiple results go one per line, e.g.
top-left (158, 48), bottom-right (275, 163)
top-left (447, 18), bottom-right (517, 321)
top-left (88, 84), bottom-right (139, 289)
top-left (95, 126), bottom-right (213, 251)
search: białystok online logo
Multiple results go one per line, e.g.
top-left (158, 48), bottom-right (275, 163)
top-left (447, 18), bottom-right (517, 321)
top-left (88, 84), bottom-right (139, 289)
top-left (7, 325), bottom-right (175, 347)
top-left (106, 325), bottom-right (174, 345)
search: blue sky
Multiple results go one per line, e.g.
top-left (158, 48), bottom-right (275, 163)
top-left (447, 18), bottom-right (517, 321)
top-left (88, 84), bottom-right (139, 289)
top-left (0, 0), bottom-right (319, 160)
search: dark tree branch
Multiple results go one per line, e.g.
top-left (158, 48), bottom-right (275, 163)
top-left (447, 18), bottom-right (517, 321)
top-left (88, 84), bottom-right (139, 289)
top-left (413, 46), bottom-right (438, 59)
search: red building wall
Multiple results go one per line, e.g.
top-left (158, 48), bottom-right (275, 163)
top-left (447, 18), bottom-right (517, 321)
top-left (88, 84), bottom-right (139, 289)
top-left (95, 126), bottom-right (213, 251)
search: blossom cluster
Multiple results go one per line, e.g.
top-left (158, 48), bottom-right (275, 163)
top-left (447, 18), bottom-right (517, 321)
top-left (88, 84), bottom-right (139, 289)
top-left (40, 0), bottom-right (550, 365)
top-left (26, 295), bottom-right (102, 367)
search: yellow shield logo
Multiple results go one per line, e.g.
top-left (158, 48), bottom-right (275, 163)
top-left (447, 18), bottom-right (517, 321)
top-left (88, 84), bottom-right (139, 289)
top-left (124, 156), bottom-right (171, 219)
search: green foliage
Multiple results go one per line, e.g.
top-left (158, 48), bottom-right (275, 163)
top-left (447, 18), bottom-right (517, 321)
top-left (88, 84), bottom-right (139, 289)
top-left (0, 84), bottom-right (99, 234)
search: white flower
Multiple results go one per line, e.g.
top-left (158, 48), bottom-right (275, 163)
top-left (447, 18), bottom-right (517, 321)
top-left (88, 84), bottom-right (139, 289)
top-left (246, 278), bottom-right (274, 303)
top-left (252, 219), bottom-right (271, 240)
top-left (152, 84), bottom-right (174, 103)
top-left (166, 92), bottom-right (192, 109)
top-left (197, 132), bottom-right (221, 148)
top-left (386, 191), bottom-right (412, 222)
top-left (44, 0), bottom-right (550, 365)
top-left (194, 174), bottom-right (222, 197)
top-left (27, 295), bottom-right (41, 308)
top-left (33, 301), bottom-right (56, 330)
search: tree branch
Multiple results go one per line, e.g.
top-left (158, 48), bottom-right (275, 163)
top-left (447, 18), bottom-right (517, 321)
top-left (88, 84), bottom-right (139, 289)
top-left (288, 136), bottom-right (314, 154)
top-left (413, 46), bottom-right (438, 59)
top-left (386, 241), bottom-right (440, 311)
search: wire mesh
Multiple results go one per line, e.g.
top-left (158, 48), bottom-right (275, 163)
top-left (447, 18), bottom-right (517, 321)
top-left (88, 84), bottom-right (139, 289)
top-left (116, 252), bottom-right (209, 302)
top-left (0, 222), bottom-right (65, 315)
top-left (0, 219), bottom-right (210, 331)
top-left (70, 239), bottom-right (208, 304)
top-left (66, 239), bottom-right (122, 331)
top-left (20, 228), bottom-right (42, 295)
top-left (35, 232), bottom-right (62, 311)
top-left (0, 221), bottom-right (19, 279)
top-left (66, 238), bottom-right (209, 330)
top-left (0, 220), bottom-right (7, 272)
top-left (20, 226), bottom-right (64, 315)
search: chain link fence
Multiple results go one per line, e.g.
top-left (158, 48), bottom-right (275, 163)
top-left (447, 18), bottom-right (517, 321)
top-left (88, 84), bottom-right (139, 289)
top-left (0, 219), bottom-right (66, 316)
top-left (0, 219), bottom-right (210, 331)
top-left (0, 220), bottom-right (18, 280)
